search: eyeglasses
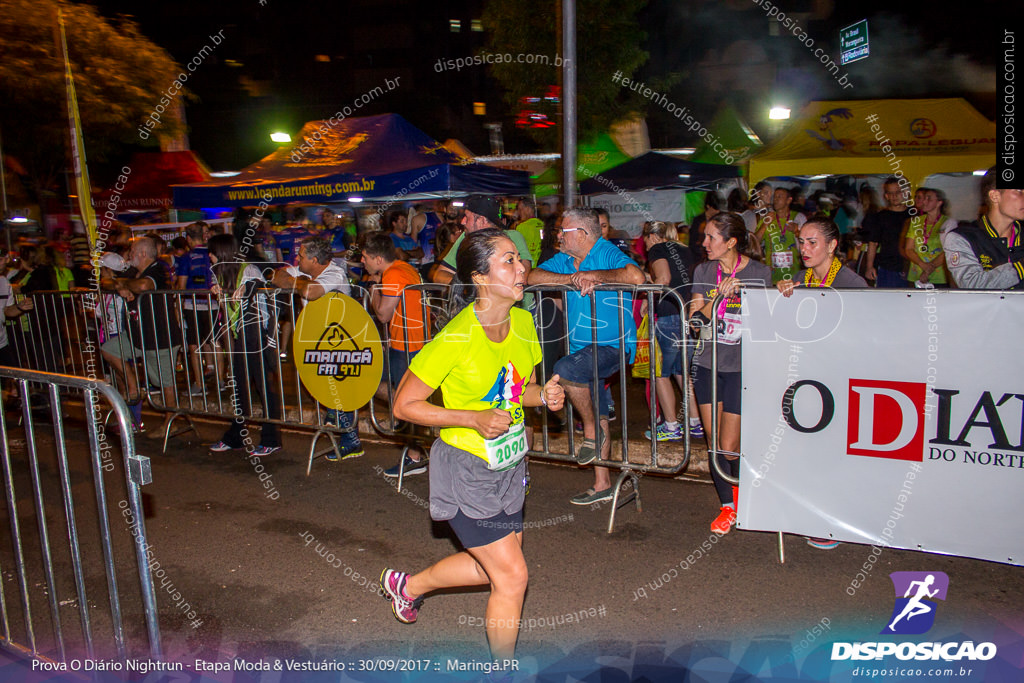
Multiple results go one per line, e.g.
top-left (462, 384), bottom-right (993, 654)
top-left (560, 227), bottom-right (583, 233)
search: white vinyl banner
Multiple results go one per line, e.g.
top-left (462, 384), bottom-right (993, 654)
top-left (737, 287), bottom-right (1024, 566)
top-left (586, 190), bottom-right (684, 237)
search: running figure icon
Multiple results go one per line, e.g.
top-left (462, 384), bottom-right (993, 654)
top-left (882, 571), bottom-right (949, 635)
top-left (888, 574), bottom-right (939, 631)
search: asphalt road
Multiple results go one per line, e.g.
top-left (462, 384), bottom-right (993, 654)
top-left (0, 408), bottom-right (1021, 683)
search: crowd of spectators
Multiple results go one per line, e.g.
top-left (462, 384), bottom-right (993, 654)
top-left (0, 168), bottom-right (1020, 504)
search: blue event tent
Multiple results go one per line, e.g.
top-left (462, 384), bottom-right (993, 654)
top-left (172, 114), bottom-right (529, 208)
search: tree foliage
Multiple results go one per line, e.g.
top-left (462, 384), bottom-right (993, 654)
top-left (482, 0), bottom-right (649, 149)
top-left (0, 0), bottom-right (185, 197)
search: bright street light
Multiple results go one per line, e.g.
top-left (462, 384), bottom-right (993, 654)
top-left (270, 132), bottom-right (291, 143)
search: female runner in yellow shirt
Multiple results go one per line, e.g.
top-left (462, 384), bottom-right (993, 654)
top-left (381, 228), bottom-right (564, 661)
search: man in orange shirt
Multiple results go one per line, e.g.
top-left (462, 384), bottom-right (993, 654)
top-left (362, 233), bottom-right (430, 476)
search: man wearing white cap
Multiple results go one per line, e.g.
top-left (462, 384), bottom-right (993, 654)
top-left (100, 237), bottom-right (181, 438)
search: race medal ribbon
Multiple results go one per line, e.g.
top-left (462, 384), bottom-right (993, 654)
top-left (716, 259), bottom-right (742, 345)
top-left (715, 259), bottom-right (740, 319)
top-left (804, 257), bottom-right (843, 287)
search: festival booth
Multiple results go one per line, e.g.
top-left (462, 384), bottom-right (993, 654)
top-left (747, 98), bottom-right (996, 222)
top-left (93, 151), bottom-right (211, 225)
top-left (579, 152), bottom-right (741, 236)
top-left (171, 114), bottom-right (530, 210)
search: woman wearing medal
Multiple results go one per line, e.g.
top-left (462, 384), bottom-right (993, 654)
top-left (380, 228), bottom-right (564, 661)
top-left (690, 213), bottom-right (771, 535)
top-left (778, 216), bottom-right (867, 297)
top-left (778, 217), bottom-right (866, 549)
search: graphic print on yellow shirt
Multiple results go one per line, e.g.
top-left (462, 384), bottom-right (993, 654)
top-left (481, 361), bottom-right (529, 470)
top-left (407, 305), bottom-right (542, 465)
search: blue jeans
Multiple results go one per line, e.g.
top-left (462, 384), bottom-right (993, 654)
top-left (387, 347), bottom-right (419, 388)
top-left (654, 315), bottom-right (693, 378)
top-left (553, 344), bottom-right (621, 418)
top-left (876, 267), bottom-right (908, 289)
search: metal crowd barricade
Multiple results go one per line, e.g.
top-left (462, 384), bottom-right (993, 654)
top-left (4, 283), bottom-right (427, 472)
top-left (708, 289), bottom-right (733, 492)
top-left (8, 281), bottom-right (700, 533)
top-left (4, 289), bottom-right (75, 378)
top-left (132, 286), bottom-right (369, 470)
top-left (524, 283), bottom-right (694, 532)
top-left (3, 289), bottom-right (146, 415)
top-left (0, 367), bottom-right (160, 663)
top-left (707, 285), bottom-right (765, 488)
top-left (16, 288), bottom-right (74, 376)
top-left (2, 282), bottom-right (435, 475)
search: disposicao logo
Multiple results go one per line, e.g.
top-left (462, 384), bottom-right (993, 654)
top-left (832, 571), bottom-right (997, 662)
top-left (882, 571), bottom-right (948, 635)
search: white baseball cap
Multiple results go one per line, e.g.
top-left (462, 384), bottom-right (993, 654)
top-left (98, 252), bottom-right (128, 272)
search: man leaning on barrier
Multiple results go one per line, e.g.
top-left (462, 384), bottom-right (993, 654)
top-left (941, 167), bottom-right (1024, 290)
top-left (100, 236), bottom-right (181, 439)
top-left (271, 236), bottom-right (363, 459)
top-left (272, 236), bottom-right (352, 300)
top-left (527, 208), bottom-right (645, 506)
top-left (360, 233), bottom-right (429, 476)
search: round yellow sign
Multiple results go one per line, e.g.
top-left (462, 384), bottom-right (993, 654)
top-left (293, 293), bottom-right (383, 411)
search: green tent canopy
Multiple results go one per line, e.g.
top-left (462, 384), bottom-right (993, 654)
top-left (689, 104), bottom-right (763, 167)
top-left (532, 133), bottom-right (632, 197)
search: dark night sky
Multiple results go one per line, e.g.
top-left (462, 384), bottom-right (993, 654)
top-left (89, 0), bottom-right (1000, 170)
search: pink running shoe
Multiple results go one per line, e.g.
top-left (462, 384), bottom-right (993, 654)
top-left (380, 568), bottom-right (422, 624)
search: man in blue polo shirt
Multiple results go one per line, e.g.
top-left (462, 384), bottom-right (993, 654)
top-left (527, 208), bottom-right (645, 505)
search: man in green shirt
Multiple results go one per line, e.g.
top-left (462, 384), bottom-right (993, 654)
top-left (513, 198), bottom-right (544, 264)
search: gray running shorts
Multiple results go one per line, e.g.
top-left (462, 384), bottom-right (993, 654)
top-left (428, 438), bottom-right (527, 522)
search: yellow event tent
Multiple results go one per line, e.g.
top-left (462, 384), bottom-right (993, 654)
top-left (748, 98), bottom-right (996, 189)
